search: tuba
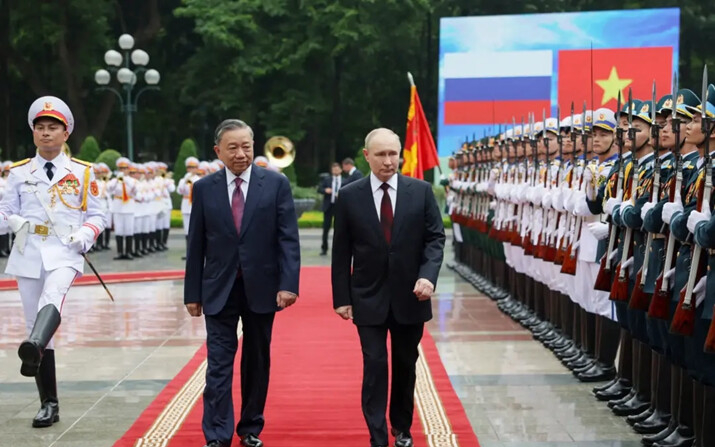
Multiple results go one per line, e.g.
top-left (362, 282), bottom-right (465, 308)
top-left (264, 136), bottom-right (295, 169)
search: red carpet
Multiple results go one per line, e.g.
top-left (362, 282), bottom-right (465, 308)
top-left (0, 269), bottom-right (185, 291)
top-left (113, 266), bottom-right (479, 447)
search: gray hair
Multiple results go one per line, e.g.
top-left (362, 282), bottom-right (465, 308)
top-left (214, 119), bottom-right (254, 144)
top-left (364, 128), bottom-right (401, 151)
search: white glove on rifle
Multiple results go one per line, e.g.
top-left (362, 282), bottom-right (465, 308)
top-left (605, 197), bottom-right (622, 215)
top-left (621, 256), bottom-right (634, 271)
top-left (662, 198), bottom-right (684, 225)
top-left (687, 209), bottom-right (711, 234)
top-left (587, 222), bottom-right (610, 240)
top-left (694, 276), bottom-right (707, 307)
top-left (640, 201), bottom-right (656, 221)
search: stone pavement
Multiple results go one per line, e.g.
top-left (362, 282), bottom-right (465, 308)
top-left (0, 229), bottom-right (642, 446)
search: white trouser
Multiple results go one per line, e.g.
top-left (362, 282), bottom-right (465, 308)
top-left (18, 266), bottom-right (78, 349)
top-left (584, 261), bottom-right (615, 319)
top-left (162, 211), bottom-right (171, 230)
top-left (182, 213), bottom-right (191, 235)
top-left (114, 213), bottom-right (134, 236)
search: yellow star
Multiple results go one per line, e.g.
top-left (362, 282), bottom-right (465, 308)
top-left (402, 143), bottom-right (418, 176)
top-left (595, 66), bottom-right (632, 105)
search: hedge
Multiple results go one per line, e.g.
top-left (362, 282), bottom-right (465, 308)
top-left (170, 209), bottom-right (452, 229)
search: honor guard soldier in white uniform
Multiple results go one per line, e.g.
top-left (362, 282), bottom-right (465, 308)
top-left (0, 161), bottom-right (11, 257)
top-left (107, 157), bottom-right (137, 259)
top-left (156, 162), bottom-right (174, 250)
top-left (177, 157), bottom-right (199, 259)
top-left (0, 96), bottom-right (106, 427)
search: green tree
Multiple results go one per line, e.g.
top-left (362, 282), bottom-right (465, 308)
top-left (95, 149), bottom-right (122, 171)
top-left (355, 147), bottom-right (369, 177)
top-left (174, 138), bottom-right (198, 180)
top-left (76, 136), bottom-right (101, 163)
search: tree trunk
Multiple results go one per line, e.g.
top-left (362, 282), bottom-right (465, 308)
top-left (0, 0), bottom-right (12, 158)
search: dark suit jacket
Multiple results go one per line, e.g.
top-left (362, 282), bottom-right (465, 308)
top-left (317, 175), bottom-right (340, 212)
top-left (343, 168), bottom-right (363, 186)
top-left (331, 175), bottom-right (445, 326)
top-left (184, 165), bottom-right (301, 316)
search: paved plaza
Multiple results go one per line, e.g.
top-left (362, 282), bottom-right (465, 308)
top-left (0, 229), bottom-right (642, 446)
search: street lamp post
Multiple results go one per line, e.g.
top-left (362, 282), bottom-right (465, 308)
top-left (95, 34), bottom-right (160, 161)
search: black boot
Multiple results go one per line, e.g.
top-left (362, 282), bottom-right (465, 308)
top-left (0, 234), bottom-right (9, 257)
top-left (141, 233), bottom-right (150, 255)
top-left (133, 234), bottom-right (143, 257)
top-left (32, 349), bottom-right (59, 427)
top-left (103, 229), bottom-right (111, 250)
top-left (114, 236), bottom-right (127, 260)
top-left (162, 228), bottom-right (169, 250)
top-left (18, 304), bottom-right (61, 377)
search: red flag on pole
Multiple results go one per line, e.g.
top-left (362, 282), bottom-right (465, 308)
top-left (402, 74), bottom-right (439, 179)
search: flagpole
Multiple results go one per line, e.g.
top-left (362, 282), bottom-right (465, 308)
top-left (407, 72), bottom-right (443, 177)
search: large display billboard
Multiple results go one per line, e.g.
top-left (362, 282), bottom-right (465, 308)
top-left (438, 8), bottom-right (680, 156)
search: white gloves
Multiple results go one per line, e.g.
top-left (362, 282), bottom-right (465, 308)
top-left (62, 226), bottom-right (96, 253)
top-left (587, 222), bottom-right (610, 240)
top-left (664, 267), bottom-right (676, 281)
top-left (687, 209), bottom-right (711, 234)
top-left (605, 197), bottom-right (622, 215)
top-left (574, 197), bottom-right (592, 217)
top-left (7, 214), bottom-right (29, 233)
top-left (552, 187), bottom-right (565, 211)
top-left (568, 190), bottom-right (586, 214)
top-left (488, 169), bottom-right (498, 183)
top-left (662, 198), bottom-right (684, 225)
top-left (541, 191), bottom-right (552, 209)
top-left (694, 276), bottom-right (707, 307)
top-left (641, 201), bottom-right (656, 221)
top-left (621, 256), bottom-right (634, 270)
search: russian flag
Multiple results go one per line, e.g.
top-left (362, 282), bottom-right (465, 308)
top-left (443, 50), bottom-right (553, 125)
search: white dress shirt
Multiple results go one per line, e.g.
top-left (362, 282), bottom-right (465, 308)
top-left (226, 165), bottom-right (252, 206)
top-left (370, 172), bottom-right (397, 220)
top-left (331, 175), bottom-right (341, 203)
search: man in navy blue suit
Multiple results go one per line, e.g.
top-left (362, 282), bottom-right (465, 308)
top-left (184, 119), bottom-right (301, 447)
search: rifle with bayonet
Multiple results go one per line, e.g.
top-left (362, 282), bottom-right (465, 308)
top-left (672, 66), bottom-right (711, 336)
top-left (650, 73), bottom-right (683, 318)
top-left (631, 81), bottom-right (661, 310)
top-left (595, 91), bottom-right (626, 290)
top-left (557, 103), bottom-right (576, 266)
top-left (611, 88), bottom-right (640, 301)
top-left (562, 102), bottom-right (588, 275)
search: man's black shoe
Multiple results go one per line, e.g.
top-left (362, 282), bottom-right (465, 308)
top-left (392, 429), bottom-right (413, 447)
top-left (320, 250), bottom-right (327, 256)
top-left (240, 434), bottom-right (264, 447)
top-left (203, 441), bottom-right (229, 447)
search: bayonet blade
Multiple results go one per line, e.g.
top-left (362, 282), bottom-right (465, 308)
top-left (627, 88), bottom-right (633, 127)
top-left (616, 90), bottom-right (622, 123)
top-left (542, 108), bottom-right (547, 139)
top-left (651, 80), bottom-right (657, 124)
top-left (672, 71), bottom-right (678, 117)
top-left (570, 102), bottom-right (574, 134)
top-left (702, 65), bottom-right (708, 120)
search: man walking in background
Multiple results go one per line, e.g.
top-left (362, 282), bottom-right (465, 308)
top-left (342, 157), bottom-right (363, 186)
top-left (318, 162), bottom-right (342, 255)
top-left (331, 128), bottom-right (445, 447)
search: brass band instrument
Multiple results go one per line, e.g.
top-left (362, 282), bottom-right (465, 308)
top-left (264, 136), bottom-right (295, 169)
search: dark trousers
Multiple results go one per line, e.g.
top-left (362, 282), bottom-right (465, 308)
top-left (321, 205), bottom-right (335, 252)
top-left (202, 276), bottom-right (276, 444)
top-left (357, 313), bottom-right (424, 447)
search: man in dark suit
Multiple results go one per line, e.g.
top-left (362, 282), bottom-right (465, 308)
top-left (317, 162), bottom-right (342, 255)
top-left (331, 128), bottom-right (445, 447)
top-left (341, 157), bottom-right (363, 186)
top-left (184, 119), bottom-right (301, 447)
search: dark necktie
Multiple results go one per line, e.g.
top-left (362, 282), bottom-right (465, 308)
top-left (232, 177), bottom-right (245, 236)
top-left (45, 162), bottom-right (54, 181)
top-left (380, 183), bottom-right (393, 243)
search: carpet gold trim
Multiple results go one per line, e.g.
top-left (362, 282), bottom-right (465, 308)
top-left (415, 344), bottom-right (459, 447)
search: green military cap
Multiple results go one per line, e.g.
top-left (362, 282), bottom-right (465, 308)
top-left (634, 99), bottom-right (653, 124)
top-left (676, 88), bottom-right (700, 118)
top-left (656, 94), bottom-right (673, 115)
top-left (692, 84), bottom-right (715, 118)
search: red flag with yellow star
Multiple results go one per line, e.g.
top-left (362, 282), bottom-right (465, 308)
top-left (557, 47), bottom-right (672, 111)
top-left (402, 83), bottom-right (439, 179)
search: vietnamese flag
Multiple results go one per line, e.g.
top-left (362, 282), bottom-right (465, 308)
top-left (402, 78), bottom-right (439, 179)
top-left (558, 47), bottom-right (672, 112)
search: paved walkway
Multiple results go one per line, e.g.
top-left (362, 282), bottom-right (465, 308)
top-left (0, 229), bottom-right (642, 446)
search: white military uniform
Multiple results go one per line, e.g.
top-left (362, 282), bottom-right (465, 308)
top-left (0, 153), bottom-right (106, 339)
top-left (107, 169), bottom-right (137, 236)
top-left (177, 171), bottom-right (198, 235)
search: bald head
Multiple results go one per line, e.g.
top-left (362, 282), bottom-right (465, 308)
top-left (364, 128), bottom-right (401, 153)
top-left (363, 127), bottom-right (401, 182)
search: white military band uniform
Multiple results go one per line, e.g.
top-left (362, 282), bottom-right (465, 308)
top-left (107, 173), bottom-right (137, 236)
top-left (177, 173), bottom-right (197, 235)
top-left (0, 152), bottom-right (106, 342)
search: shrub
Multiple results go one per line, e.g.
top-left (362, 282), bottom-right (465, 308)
top-left (77, 136), bottom-right (101, 163)
top-left (95, 149), bottom-right (122, 171)
top-left (174, 139), bottom-right (199, 181)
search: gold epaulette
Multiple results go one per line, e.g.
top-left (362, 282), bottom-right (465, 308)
top-left (10, 158), bottom-right (30, 169)
top-left (71, 157), bottom-right (93, 167)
